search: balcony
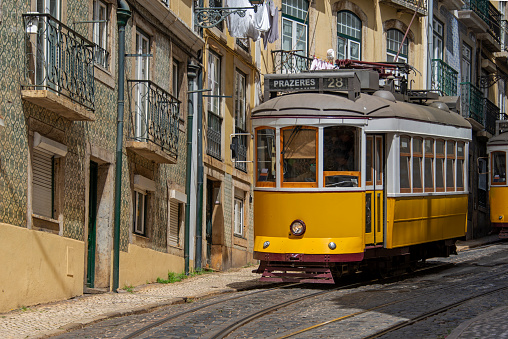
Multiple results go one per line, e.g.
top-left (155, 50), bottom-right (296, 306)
top-left (439, 0), bottom-right (464, 11)
top-left (21, 13), bottom-right (95, 121)
top-left (207, 112), bottom-right (222, 161)
top-left (460, 82), bottom-right (484, 128)
top-left (457, 0), bottom-right (489, 33)
top-left (483, 98), bottom-right (498, 136)
top-left (379, 0), bottom-right (427, 16)
top-left (271, 50), bottom-right (313, 74)
top-left (494, 20), bottom-right (508, 61)
top-left (477, 3), bottom-right (501, 52)
top-left (126, 80), bottom-right (180, 164)
top-left (431, 59), bottom-right (458, 97)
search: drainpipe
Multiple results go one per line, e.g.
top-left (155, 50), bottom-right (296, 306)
top-left (185, 63), bottom-right (199, 274)
top-left (112, 0), bottom-right (131, 293)
top-left (427, 0), bottom-right (433, 90)
top-left (195, 66), bottom-right (204, 270)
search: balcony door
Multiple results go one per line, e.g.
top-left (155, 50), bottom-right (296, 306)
top-left (282, 0), bottom-right (308, 73)
top-left (135, 30), bottom-right (150, 141)
top-left (35, 0), bottom-right (61, 89)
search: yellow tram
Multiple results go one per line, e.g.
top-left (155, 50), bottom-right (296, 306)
top-left (253, 70), bottom-right (472, 283)
top-left (487, 131), bottom-right (508, 238)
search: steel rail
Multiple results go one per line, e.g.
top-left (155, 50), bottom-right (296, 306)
top-left (276, 266), bottom-right (508, 338)
top-left (121, 283), bottom-right (302, 339)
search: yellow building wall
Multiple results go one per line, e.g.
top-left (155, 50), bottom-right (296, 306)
top-left (118, 244), bottom-right (185, 287)
top-left (0, 223), bottom-right (84, 313)
top-left (386, 195), bottom-right (468, 248)
top-left (489, 186), bottom-right (508, 223)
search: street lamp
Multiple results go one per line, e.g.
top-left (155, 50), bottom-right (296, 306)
top-left (194, 0), bottom-right (264, 29)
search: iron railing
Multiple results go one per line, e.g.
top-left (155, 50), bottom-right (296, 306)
top-left (463, 0), bottom-right (488, 24)
top-left (499, 112), bottom-right (508, 120)
top-left (487, 3), bottom-right (501, 45)
top-left (235, 129), bottom-right (247, 172)
top-left (460, 82), bottom-right (484, 125)
top-left (484, 97), bottom-right (498, 135)
top-left (94, 44), bottom-right (109, 69)
top-left (502, 20), bottom-right (508, 52)
top-left (431, 59), bottom-right (458, 96)
top-left (207, 111), bottom-right (222, 160)
top-left (385, 0), bottom-right (427, 15)
top-left (271, 50), bottom-right (313, 74)
top-left (22, 13), bottom-right (95, 111)
top-left (127, 80), bottom-right (181, 158)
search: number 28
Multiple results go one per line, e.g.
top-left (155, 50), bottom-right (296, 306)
top-left (327, 78), bottom-right (344, 88)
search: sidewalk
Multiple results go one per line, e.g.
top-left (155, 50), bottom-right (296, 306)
top-left (0, 235), bottom-right (502, 339)
top-left (0, 267), bottom-right (271, 339)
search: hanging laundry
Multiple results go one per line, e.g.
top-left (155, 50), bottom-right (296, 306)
top-left (254, 3), bottom-right (270, 32)
top-left (310, 58), bottom-right (335, 71)
top-left (262, 1), bottom-right (279, 49)
top-left (225, 0), bottom-right (260, 41)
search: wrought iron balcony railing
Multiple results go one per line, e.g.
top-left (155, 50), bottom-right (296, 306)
top-left (460, 82), bottom-right (484, 125)
top-left (207, 111), bottom-right (222, 160)
top-left (462, 0), bottom-right (488, 24)
top-left (22, 13), bottom-right (95, 111)
top-left (499, 112), bottom-right (508, 120)
top-left (271, 50), bottom-right (313, 74)
top-left (431, 59), bottom-right (458, 96)
top-left (127, 80), bottom-right (181, 158)
top-left (380, 0), bottom-right (427, 16)
top-left (484, 97), bottom-right (498, 135)
top-left (487, 2), bottom-right (501, 45)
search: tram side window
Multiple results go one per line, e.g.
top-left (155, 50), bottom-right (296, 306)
top-left (399, 136), bottom-right (411, 192)
top-left (446, 141), bottom-right (455, 191)
top-left (256, 128), bottom-right (276, 186)
top-left (492, 151), bottom-right (507, 185)
top-left (413, 138), bottom-right (423, 193)
top-left (323, 126), bottom-right (359, 187)
top-left (436, 140), bottom-right (445, 192)
top-left (457, 142), bottom-right (465, 191)
top-left (424, 139), bottom-right (434, 192)
top-left (282, 126), bottom-right (317, 185)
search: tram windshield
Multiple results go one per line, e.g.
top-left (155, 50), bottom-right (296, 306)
top-left (323, 126), bottom-right (360, 187)
top-left (282, 127), bottom-right (317, 185)
top-left (492, 151), bottom-right (506, 185)
top-left (256, 128), bottom-right (276, 184)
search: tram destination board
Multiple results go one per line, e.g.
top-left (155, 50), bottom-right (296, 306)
top-left (269, 76), bottom-right (348, 92)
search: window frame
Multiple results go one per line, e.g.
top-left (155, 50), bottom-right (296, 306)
top-left (337, 11), bottom-right (362, 61)
top-left (412, 137), bottom-right (423, 193)
top-left (92, 0), bottom-right (110, 70)
top-left (446, 140), bottom-right (456, 191)
top-left (424, 138), bottom-right (435, 192)
top-left (133, 189), bottom-right (148, 236)
top-left (280, 126), bottom-right (318, 188)
top-left (386, 29), bottom-right (408, 63)
top-left (399, 135), bottom-right (412, 193)
top-left (491, 151), bottom-right (507, 186)
top-left (366, 135), bottom-right (374, 186)
top-left (435, 139), bottom-right (446, 192)
top-left (255, 127), bottom-right (277, 188)
top-left (234, 196), bottom-right (244, 237)
top-left (433, 18), bottom-right (444, 60)
top-left (456, 142), bottom-right (465, 191)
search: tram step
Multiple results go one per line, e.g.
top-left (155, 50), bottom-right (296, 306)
top-left (260, 266), bottom-right (335, 284)
top-left (499, 228), bottom-right (508, 239)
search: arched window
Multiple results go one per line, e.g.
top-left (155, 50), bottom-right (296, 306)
top-left (386, 29), bottom-right (408, 63)
top-left (337, 11), bottom-right (361, 60)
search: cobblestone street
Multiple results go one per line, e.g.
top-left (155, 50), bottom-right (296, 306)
top-left (43, 240), bottom-right (508, 339)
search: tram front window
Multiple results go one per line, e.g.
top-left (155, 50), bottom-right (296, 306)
top-left (323, 126), bottom-right (359, 187)
top-left (256, 128), bottom-right (276, 185)
top-left (282, 126), bottom-right (317, 184)
top-left (492, 151), bottom-right (506, 184)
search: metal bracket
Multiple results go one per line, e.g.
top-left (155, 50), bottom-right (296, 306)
top-left (479, 73), bottom-right (508, 88)
top-left (194, 6), bottom-right (256, 29)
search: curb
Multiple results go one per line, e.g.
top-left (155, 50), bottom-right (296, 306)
top-left (446, 305), bottom-right (508, 339)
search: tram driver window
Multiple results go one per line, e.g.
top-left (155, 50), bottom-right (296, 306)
top-left (492, 151), bottom-right (506, 185)
top-left (323, 126), bottom-right (359, 187)
top-left (256, 128), bottom-right (276, 186)
top-left (282, 126), bottom-right (317, 186)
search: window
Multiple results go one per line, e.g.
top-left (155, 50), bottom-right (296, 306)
top-left (399, 136), bottom-right (411, 192)
top-left (433, 18), bottom-right (443, 60)
top-left (282, 126), bottom-right (317, 187)
top-left (457, 142), bottom-right (465, 191)
top-left (446, 141), bottom-right (455, 191)
top-left (282, 0), bottom-right (308, 55)
top-left (337, 11), bottom-right (361, 60)
top-left (234, 197), bottom-right (244, 236)
top-left (134, 29), bottom-right (150, 141)
top-left (413, 137), bottom-right (423, 193)
top-left (35, 0), bottom-right (61, 87)
top-left (366, 136), bottom-right (373, 185)
top-left (462, 43), bottom-right (472, 83)
top-left (499, 79), bottom-right (506, 116)
top-left (323, 126), bottom-right (360, 187)
top-left (93, 0), bottom-right (109, 69)
top-left (236, 38), bottom-right (249, 52)
top-left (235, 70), bottom-right (247, 172)
top-left (424, 139), bottom-right (434, 192)
top-left (436, 140), bottom-right (445, 192)
top-left (492, 151), bottom-right (507, 185)
top-left (387, 29), bottom-right (408, 63)
top-left (169, 200), bottom-right (182, 246)
top-left (172, 60), bottom-right (182, 120)
top-left (37, 0), bottom-right (60, 19)
top-left (256, 128), bottom-right (276, 186)
top-left (207, 51), bottom-right (222, 160)
top-left (133, 190), bottom-right (148, 235)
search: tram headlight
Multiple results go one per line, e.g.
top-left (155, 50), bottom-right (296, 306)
top-left (290, 220), bottom-right (306, 236)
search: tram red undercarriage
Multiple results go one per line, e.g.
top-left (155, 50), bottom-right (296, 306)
top-left (254, 240), bottom-right (457, 284)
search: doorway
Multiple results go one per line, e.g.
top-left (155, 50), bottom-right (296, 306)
top-left (365, 135), bottom-right (385, 245)
top-left (87, 161), bottom-right (98, 287)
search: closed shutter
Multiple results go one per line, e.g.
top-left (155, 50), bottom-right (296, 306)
top-left (33, 148), bottom-right (53, 218)
top-left (169, 200), bottom-right (180, 246)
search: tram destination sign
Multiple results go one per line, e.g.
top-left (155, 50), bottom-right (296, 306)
top-left (268, 76), bottom-right (348, 92)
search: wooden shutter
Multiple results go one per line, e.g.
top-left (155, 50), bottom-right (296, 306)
top-left (169, 200), bottom-right (180, 246)
top-left (32, 148), bottom-right (53, 218)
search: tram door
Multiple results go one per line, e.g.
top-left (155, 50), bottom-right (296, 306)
top-left (365, 135), bottom-right (384, 245)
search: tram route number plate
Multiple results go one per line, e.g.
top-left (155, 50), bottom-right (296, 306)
top-left (269, 77), bottom-right (348, 92)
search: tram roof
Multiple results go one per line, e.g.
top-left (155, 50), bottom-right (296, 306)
top-left (488, 131), bottom-right (508, 145)
top-left (252, 92), bottom-right (471, 129)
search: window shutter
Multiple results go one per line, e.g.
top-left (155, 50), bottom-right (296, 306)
top-left (169, 200), bottom-right (180, 246)
top-left (32, 148), bottom-right (53, 218)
